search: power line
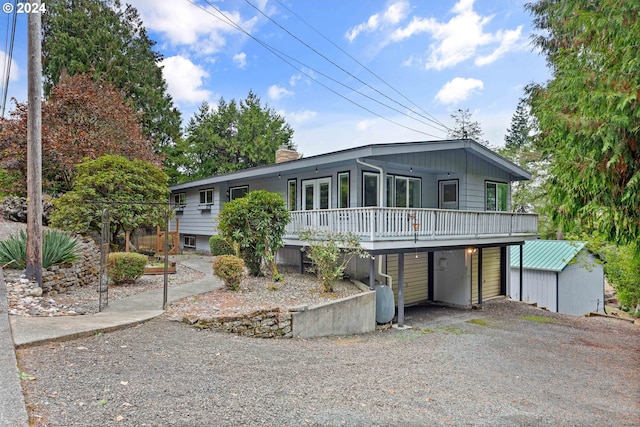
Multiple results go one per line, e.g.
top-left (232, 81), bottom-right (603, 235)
top-left (189, 0), bottom-right (445, 139)
top-left (265, 0), bottom-right (452, 133)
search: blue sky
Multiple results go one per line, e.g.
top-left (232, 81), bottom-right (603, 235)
top-left (3, 0), bottom-right (550, 156)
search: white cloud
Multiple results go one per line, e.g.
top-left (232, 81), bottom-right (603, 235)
top-left (0, 51), bottom-right (19, 83)
top-left (160, 55), bottom-right (211, 104)
top-left (435, 77), bottom-right (484, 105)
top-left (390, 0), bottom-right (523, 70)
top-left (475, 26), bottom-right (523, 66)
top-left (346, 0), bottom-right (409, 42)
top-left (126, 0), bottom-right (257, 55)
top-left (289, 74), bottom-right (301, 87)
top-left (356, 119), bottom-right (378, 131)
top-left (280, 109), bottom-right (317, 125)
top-left (233, 52), bottom-right (247, 68)
top-left (268, 85), bottom-right (293, 101)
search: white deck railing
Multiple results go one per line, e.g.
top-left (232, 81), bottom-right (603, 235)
top-left (285, 207), bottom-right (538, 241)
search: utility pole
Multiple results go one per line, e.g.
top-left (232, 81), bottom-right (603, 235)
top-left (26, 1), bottom-right (43, 286)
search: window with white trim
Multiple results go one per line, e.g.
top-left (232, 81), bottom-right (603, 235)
top-left (363, 172), bottom-right (379, 207)
top-left (183, 235), bottom-right (196, 248)
top-left (173, 193), bottom-right (187, 209)
top-left (439, 180), bottom-right (458, 210)
top-left (199, 189), bottom-right (213, 205)
top-left (486, 181), bottom-right (508, 211)
top-left (338, 172), bottom-right (349, 208)
top-left (287, 180), bottom-right (297, 210)
top-left (384, 174), bottom-right (421, 208)
top-left (230, 186), bottom-right (248, 200)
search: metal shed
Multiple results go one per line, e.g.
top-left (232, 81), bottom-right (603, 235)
top-left (509, 240), bottom-right (605, 316)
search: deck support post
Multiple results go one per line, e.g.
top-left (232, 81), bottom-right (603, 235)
top-left (369, 257), bottom-right (375, 290)
top-left (427, 252), bottom-right (434, 301)
top-left (477, 248), bottom-right (483, 306)
top-left (398, 252), bottom-right (405, 327)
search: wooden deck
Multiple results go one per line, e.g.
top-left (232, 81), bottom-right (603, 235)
top-left (285, 207), bottom-right (538, 249)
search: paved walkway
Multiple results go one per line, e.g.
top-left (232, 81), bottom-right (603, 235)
top-left (0, 255), bottom-right (220, 427)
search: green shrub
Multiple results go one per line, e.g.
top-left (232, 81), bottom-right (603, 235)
top-left (208, 235), bottom-right (234, 256)
top-left (0, 229), bottom-right (81, 269)
top-left (213, 255), bottom-right (245, 291)
top-left (217, 190), bottom-right (290, 279)
top-left (299, 230), bottom-right (371, 293)
top-left (108, 252), bottom-right (148, 284)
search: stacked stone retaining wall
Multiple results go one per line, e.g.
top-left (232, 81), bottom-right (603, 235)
top-left (41, 235), bottom-right (101, 295)
top-left (184, 308), bottom-right (293, 338)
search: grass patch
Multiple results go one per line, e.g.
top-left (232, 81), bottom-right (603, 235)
top-left (519, 315), bottom-right (556, 324)
top-left (444, 326), bottom-right (465, 335)
top-left (467, 318), bottom-right (489, 326)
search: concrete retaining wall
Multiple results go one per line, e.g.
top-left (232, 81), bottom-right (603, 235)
top-left (182, 282), bottom-right (377, 339)
top-left (292, 283), bottom-right (376, 339)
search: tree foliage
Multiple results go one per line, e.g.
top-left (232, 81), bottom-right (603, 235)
top-left (49, 155), bottom-right (169, 243)
top-left (217, 190), bottom-right (291, 280)
top-left (0, 73), bottom-right (161, 195)
top-left (447, 108), bottom-right (489, 146)
top-left (526, 0), bottom-right (640, 247)
top-left (42, 0), bottom-right (181, 157)
top-left (497, 97), bottom-right (555, 236)
top-left (176, 92), bottom-right (295, 181)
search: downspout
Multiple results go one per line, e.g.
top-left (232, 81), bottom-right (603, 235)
top-left (357, 158), bottom-right (393, 291)
top-left (378, 254), bottom-right (392, 293)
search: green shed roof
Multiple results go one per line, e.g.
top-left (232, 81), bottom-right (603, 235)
top-left (510, 240), bottom-right (585, 272)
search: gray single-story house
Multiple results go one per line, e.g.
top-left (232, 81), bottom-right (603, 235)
top-left (169, 139), bottom-right (539, 324)
top-left (509, 240), bottom-right (605, 316)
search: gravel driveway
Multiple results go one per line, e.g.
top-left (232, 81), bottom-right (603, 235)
top-left (16, 299), bottom-right (639, 426)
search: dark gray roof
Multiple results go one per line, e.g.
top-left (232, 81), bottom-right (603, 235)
top-left (170, 139), bottom-right (532, 191)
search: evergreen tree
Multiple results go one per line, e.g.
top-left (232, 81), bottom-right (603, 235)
top-left (447, 109), bottom-right (489, 146)
top-left (177, 92), bottom-right (295, 181)
top-left (526, 0), bottom-right (639, 248)
top-left (497, 97), bottom-right (553, 235)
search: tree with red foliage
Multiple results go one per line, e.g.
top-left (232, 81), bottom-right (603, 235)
top-left (0, 73), bottom-right (161, 195)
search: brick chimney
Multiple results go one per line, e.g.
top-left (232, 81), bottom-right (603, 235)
top-left (275, 146), bottom-right (299, 163)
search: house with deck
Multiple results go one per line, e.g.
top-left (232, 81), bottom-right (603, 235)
top-left (169, 139), bottom-right (538, 324)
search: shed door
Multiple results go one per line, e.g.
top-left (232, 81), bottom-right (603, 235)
top-left (472, 247), bottom-right (502, 303)
top-left (387, 253), bottom-right (429, 306)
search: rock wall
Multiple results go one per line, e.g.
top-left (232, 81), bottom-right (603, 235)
top-left (183, 308), bottom-right (293, 338)
top-left (41, 235), bottom-right (101, 295)
top-left (1, 196), bottom-right (53, 225)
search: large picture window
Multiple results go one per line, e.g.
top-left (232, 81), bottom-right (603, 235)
top-left (385, 175), bottom-right (421, 208)
top-left (486, 181), bottom-right (508, 211)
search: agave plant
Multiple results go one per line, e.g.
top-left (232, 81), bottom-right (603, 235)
top-left (0, 229), bottom-right (81, 270)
